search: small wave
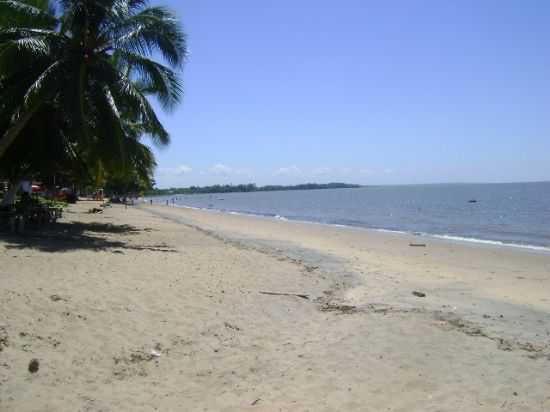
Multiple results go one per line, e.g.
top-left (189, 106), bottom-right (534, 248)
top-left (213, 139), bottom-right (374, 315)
top-left (373, 228), bottom-right (409, 235)
top-left (172, 204), bottom-right (203, 211)
top-left (431, 234), bottom-right (550, 252)
top-left (274, 215), bottom-right (288, 221)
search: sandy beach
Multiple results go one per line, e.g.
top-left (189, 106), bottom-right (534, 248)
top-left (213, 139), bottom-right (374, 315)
top-left (1, 202), bottom-right (549, 412)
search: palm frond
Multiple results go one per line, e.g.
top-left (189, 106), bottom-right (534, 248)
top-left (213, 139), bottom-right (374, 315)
top-left (87, 83), bottom-right (127, 170)
top-left (0, 27), bottom-right (63, 44)
top-left (0, 0), bottom-right (57, 29)
top-left (114, 73), bottom-right (170, 146)
top-left (1, 36), bottom-right (50, 56)
top-left (0, 58), bottom-right (63, 157)
top-left (110, 6), bottom-right (187, 67)
top-left (22, 58), bottom-right (64, 107)
top-left (113, 49), bottom-right (182, 109)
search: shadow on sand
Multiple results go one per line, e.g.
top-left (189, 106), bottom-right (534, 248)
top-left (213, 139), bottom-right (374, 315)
top-left (0, 222), bottom-right (176, 253)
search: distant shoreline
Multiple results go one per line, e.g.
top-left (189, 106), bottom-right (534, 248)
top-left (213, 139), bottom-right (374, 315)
top-left (146, 182), bottom-right (362, 196)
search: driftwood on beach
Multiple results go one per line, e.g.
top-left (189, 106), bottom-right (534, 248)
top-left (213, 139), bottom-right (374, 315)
top-left (259, 291), bottom-right (310, 300)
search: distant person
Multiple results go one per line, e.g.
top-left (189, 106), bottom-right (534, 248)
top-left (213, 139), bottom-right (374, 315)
top-left (20, 180), bottom-right (32, 196)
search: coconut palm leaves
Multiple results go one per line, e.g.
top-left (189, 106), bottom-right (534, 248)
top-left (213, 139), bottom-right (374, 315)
top-left (0, 0), bottom-right (186, 187)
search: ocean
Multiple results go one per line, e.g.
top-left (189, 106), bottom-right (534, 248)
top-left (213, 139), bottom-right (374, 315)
top-left (150, 182), bottom-right (550, 251)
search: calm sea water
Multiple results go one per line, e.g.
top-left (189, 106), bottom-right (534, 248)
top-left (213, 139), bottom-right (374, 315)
top-left (151, 182), bottom-right (550, 250)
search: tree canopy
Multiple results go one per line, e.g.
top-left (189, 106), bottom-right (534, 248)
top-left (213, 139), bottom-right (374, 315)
top-left (0, 0), bottom-right (186, 193)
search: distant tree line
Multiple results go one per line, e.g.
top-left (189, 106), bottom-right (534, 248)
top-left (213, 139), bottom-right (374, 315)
top-left (147, 182), bottom-right (362, 196)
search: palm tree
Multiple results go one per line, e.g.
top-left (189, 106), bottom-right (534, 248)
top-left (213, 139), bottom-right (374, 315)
top-left (0, 0), bottom-right (186, 164)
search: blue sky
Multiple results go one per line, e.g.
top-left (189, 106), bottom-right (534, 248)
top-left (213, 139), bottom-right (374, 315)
top-left (150, 0), bottom-right (550, 188)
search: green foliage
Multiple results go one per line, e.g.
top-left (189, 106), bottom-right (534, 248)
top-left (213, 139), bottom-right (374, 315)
top-left (104, 168), bottom-right (153, 195)
top-left (147, 183), bottom-right (362, 196)
top-left (34, 195), bottom-right (68, 209)
top-left (0, 0), bottom-right (186, 191)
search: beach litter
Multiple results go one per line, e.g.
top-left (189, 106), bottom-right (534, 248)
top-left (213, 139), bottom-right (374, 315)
top-left (0, 327), bottom-right (8, 351)
top-left (320, 303), bottom-right (358, 314)
top-left (412, 291), bottom-right (426, 297)
top-left (409, 243), bottom-right (427, 247)
top-left (28, 359), bottom-right (40, 373)
top-left (49, 294), bottom-right (69, 303)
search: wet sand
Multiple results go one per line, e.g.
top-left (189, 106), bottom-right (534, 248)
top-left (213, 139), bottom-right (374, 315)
top-left (1, 202), bottom-right (549, 411)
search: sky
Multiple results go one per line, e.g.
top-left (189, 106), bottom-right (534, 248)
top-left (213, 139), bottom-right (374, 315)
top-left (149, 0), bottom-right (550, 188)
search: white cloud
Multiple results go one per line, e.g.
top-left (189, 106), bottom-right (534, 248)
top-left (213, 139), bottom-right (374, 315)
top-left (205, 164), bottom-right (253, 178)
top-left (157, 164), bottom-right (193, 176)
top-left (359, 168), bottom-right (374, 175)
top-left (154, 164), bottom-right (194, 188)
top-left (176, 165), bottom-right (192, 174)
top-left (209, 163), bottom-right (233, 176)
top-left (274, 166), bottom-right (302, 176)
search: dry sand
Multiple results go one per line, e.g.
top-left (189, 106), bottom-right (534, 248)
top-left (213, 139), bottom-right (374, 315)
top-left (1, 202), bottom-right (549, 411)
